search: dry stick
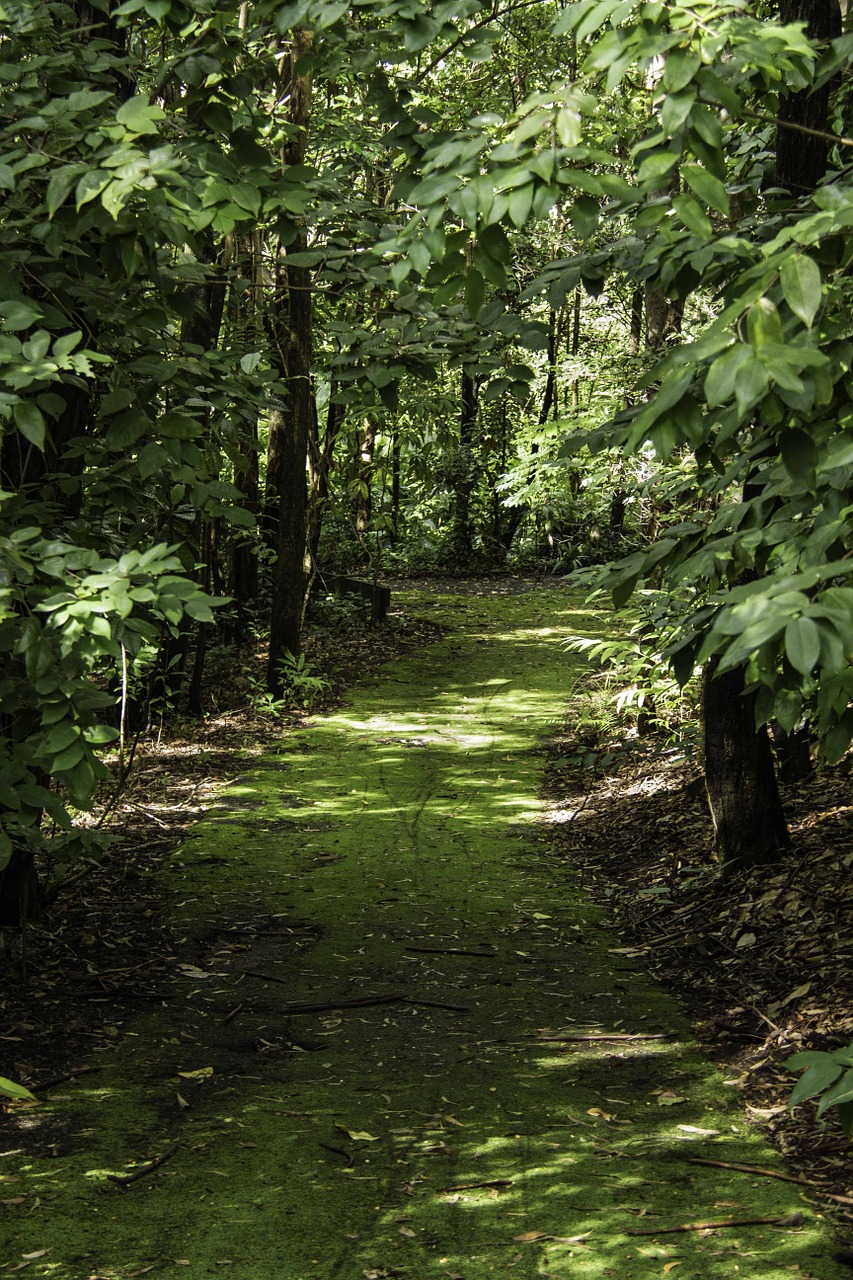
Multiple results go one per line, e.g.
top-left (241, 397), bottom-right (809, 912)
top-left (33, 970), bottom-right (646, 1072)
top-left (223, 1002), bottom-right (244, 1024)
top-left (405, 946), bottom-right (495, 958)
top-left (688, 1161), bottom-right (853, 1208)
top-left (626, 1212), bottom-right (803, 1237)
top-left (537, 1033), bottom-right (673, 1043)
top-left (318, 1143), bottom-right (355, 1168)
top-left (106, 1140), bottom-right (181, 1188)
top-left (438, 1179), bottom-right (513, 1192)
top-left (32, 1065), bottom-right (102, 1093)
top-left (242, 977), bottom-right (469, 1014)
top-left (686, 1156), bottom-right (808, 1187)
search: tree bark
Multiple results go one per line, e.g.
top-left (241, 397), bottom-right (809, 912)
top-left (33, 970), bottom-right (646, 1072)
top-left (267, 28), bottom-right (314, 690)
top-left (703, 661), bottom-right (791, 873)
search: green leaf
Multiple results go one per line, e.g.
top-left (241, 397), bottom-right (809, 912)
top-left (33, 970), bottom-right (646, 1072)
top-left (465, 268), bottom-right (486, 319)
top-left (789, 1055), bottom-right (842, 1104)
top-left (0, 300), bottom-right (42, 331)
top-left (784, 616), bottom-right (821, 676)
top-left (780, 428), bottom-right (817, 485)
top-left (663, 49), bottom-right (702, 93)
top-left (116, 95), bottom-right (166, 135)
top-left (0, 1076), bottom-right (37, 1102)
top-left (570, 196), bottom-right (599, 240)
top-left (682, 163), bottom-right (729, 216)
top-left (672, 193), bottom-right (712, 238)
top-left (13, 401), bottom-right (46, 449)
top-left (76, 170), bottom-right (110, 210)
top-left (704, 345), bottom-right (750, 407)
top-left (780, 254), bottom-right (822, 328)
top-left (746, 298), bottom-right (784, 349)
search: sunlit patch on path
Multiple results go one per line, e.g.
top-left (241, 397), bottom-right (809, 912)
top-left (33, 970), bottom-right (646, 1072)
top-left (2, 585), bottom-right (843, 1279)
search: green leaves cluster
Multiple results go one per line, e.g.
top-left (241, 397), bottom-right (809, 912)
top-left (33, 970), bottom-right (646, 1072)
top-left (787, 1044), bottom-right (853, 1138)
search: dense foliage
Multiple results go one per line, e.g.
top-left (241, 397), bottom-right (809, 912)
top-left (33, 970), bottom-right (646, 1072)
top-left (1, 0), bottom-right (851, 897)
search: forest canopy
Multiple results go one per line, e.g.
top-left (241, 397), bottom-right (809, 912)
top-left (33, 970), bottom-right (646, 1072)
top-left (1, 0), bottom-right (852, 890)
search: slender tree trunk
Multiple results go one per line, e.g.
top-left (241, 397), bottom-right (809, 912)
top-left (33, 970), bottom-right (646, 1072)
top-left (447, 370), bottom-right (478, 564)
top-left (306, 394), bottom-right (343, 578)
top-left (267, 28), bottom-right (314, 690)
top-left (702, 0), bottom-right (838, 859)
top-left (703, 661), bottom-right (791, 872)
top-left (390, 425), bottom-right (401, 545)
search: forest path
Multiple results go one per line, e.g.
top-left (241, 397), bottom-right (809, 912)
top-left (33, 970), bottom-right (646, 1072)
top-left (4, 585), bottom-right (843, 1279)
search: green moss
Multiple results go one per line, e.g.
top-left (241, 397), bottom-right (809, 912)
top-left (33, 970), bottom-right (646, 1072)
top-left (1, 588), bottom-right (844, 1278)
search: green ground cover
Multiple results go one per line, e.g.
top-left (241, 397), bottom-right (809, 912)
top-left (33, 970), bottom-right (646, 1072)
top-left (1, 586), bottom-right (843, 1279)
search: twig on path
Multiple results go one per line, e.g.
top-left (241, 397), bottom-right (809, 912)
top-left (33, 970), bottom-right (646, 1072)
top-left (686, 1156), bottom-right (809, 1187)
top-left (319, 1143), bottom-right (355, 1167)
top-left (438, 1179), bottom-right (513, 1192)
top-left (625, 1212), bottom-right (804, 1237)
top-left (536, 1033), bottom-right (674, 1044)
top-left (405, 946), bottom-right (495, 958)
top-left (32, 1065), bottom-right (102, 1092)
top-left (223, 1003), bottom-right (244, 1024)
top-left (403, 997), bottom-right (470, 1012)
top-left (241, 977), bottom-right (470, 1014)
top-left (106, 1141), bottom-right (181, 1188)
top-left (686, 1162), bottom-right (850, 1208)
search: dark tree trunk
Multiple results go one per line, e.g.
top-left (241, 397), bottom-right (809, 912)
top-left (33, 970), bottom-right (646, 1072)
top-left (776, 0), bottom-right (841, 194)
top-left (390, 425), bottom-right (401, 545)
top-left (267, 28), bottom-right (314, 690)
top-left (306, 394), bottom-right (342, 579)
top-left (703, 661), bottom-right (791, 872)
top-left (447, 370), bottom-right (478, 564)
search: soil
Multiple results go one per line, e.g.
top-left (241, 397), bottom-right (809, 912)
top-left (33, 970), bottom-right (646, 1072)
top-left (0, 577), bottom-right (850, 1276)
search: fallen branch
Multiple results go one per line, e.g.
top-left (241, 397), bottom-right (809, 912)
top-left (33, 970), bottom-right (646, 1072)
top-left (32, 1065), bottom-right (102, 1093)
top-left (405, 946), bottom-right (495, 958)
top-left (222, 1003), bottom-right (244, 1024)
top-left (242, 978), bottom-right (469, 1014)
top-left (537, 1033), bottom-right (673, 1044)
top-left (686, 1157), bottom-right (853, 1207)
top-left (403, 997), bottom-right (470, 1012)
top-left (107, 1140), bottom-right (181, 1188)
top-left (625, 1212), bottom-right (803, 1237)
top-left (438, 1179), bottom-right (513, 1192)
top-left (686, 1157), bottom-right (808, 1187)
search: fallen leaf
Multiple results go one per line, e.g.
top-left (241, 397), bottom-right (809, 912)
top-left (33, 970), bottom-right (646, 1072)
top-left (735, 932), bottom-right (756, 949)
top-left (664, 1264), bottom-right (681, 1274)
top-left (656, 1092), bottom-right (686, 1106)
top-left (21, 1253), bottom-right (49, 1261)
top-left (513, 1230), bottom-right (549, 1242)
top-left (177, 964), bottom-right (209, 979)
top-left (176, 1092), bottom-right (190, 1109)
top-left (587, 1107), bottom-right (614, 1121)
top-left (677, 1125), bottom-right (720, 1137)
top-left (176, 1067), bottom-right (213, 1081)
top-left (335, 1124), bottom-right (379, 1142)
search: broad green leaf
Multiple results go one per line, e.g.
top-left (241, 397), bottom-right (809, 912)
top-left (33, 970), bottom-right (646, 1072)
top-left (815, 1067), bottom-right (853, 1118)
top-left (465, 268), bottom-right (486, 319)
top-left (0, 300), bottom-right (42, 331)
top-left (672, 193), bottom-right (712, 238)
top-left (682, 163), bottom-right (729, 216)
top-left (784, 615), bottom-right (821, 676)
top-left (734, 356), bottom-right (769, 415)
top-left (789, 1055), bottom-right (842, 1104)
top-left (570, 196), bottom-right (599, 240)
top-left (780, 428), bottom-right (817, 484)
top-left (780, 254), bottom-right (822, 328)
top-left (13, 401), bottom-right (46, 449)
top-left (0, 1076), bottom-right (37, 1102)
top-left (746, 298), bottom-right (784, 349)
top-left (704, 344), bottom-right (750, 407)
top-left (116, 94), bottom-right (166, 135)
top-left (663, 49), bottom-right (702, 93)
top-left (76, 170), bottom-right (110, 210)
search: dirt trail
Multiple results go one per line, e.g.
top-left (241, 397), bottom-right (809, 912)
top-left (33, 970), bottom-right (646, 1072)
top-left (2, 586), bottom-right (844, 1279)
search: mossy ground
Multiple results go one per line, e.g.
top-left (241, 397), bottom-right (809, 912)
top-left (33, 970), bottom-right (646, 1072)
top-left (1, 585), bottom-right (844, 1279)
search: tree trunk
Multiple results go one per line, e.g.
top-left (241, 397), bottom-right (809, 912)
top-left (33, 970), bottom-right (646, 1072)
top-left (703, 660), bottom-right (791, 872)
top-left (267, 27), bottom-right (314, 691)
top-left (447, 370), bottom-right (478, 564)
top-left (776, 0), bottom-right (841, 194)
